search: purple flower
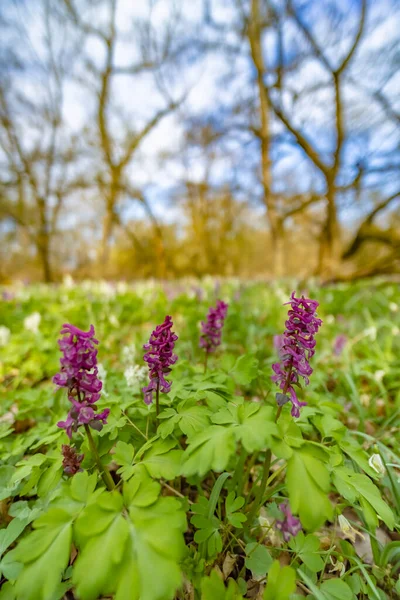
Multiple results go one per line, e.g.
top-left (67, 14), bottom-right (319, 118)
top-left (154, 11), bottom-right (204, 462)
top-left (272, 292), bottom-right (322, 417)
top-left (199, 300), bottom-right (228, 353)
top-left (276, 502), bottom-right (302, 542)
top-left (333, 334), bottom-right (347, 356)
top-left (2, 291), bottom-right (14, 302)
top-left (273, 334), bottom-right (285, 357)
top-left (142, 315), bottom-right (178, 405)
top-left (61, 444), bottom-right (84, 475)
top-left (54, 324), bottom-right (110, 438)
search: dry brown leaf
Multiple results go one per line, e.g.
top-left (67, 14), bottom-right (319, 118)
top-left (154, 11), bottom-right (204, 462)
top-left (222, 552), bottom-right (238, 580)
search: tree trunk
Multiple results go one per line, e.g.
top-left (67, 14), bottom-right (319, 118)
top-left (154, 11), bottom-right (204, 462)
top-left (100, 202), bottom-right (114, 268)
top-left (271, 217), bottom-right (285, 278)
top-left (317, 179), bottom-right (340, 278)
top-left (37, 197), bottom-right (53, 282)
top-left (37, 233), bottom-right (52, 283)
top-left (248, 0), bottom-right (284, 277)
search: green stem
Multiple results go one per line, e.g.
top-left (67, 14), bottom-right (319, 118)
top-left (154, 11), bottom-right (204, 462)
top-left (246, 366), bottom-right (289, 528)
top-left (155, 381), bottom-right (160, 417)
top-left (204, 351), bottom-right (208, 374)
top-left (246, 449), bottom-right (272, 529)
top-left (231, 445), bottom-right (247, 496)
top-left (84, 424), bottom-right (115, 491)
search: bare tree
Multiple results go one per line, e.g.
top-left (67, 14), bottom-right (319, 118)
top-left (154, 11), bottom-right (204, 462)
top-left (63, 0), bottom-right (190, 277)
top-left (0, 0), bottom-right (83, 281)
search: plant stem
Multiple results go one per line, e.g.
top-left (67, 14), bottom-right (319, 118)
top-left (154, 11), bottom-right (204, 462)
top-left (123, 410), bottom-right (148, 440)
top-left (204, 351), bottom-right (208, 374)
top-left (246, 448), bottom-right (271, 528)
top-left (84, 424), bottom-right (115, 491)
top-left (155, 381), bottom-right (160, 417)
top-left (231, 445), bottom-right (248, 496)
top-left (246, 365), bottom-right (291, 527)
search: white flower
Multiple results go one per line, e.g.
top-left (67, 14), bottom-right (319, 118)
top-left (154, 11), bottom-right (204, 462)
top-left (124, 365), bottom-right (147, 387)
top-left (99, 281), bottom-right (116, 299)
top-left (364, 326), bottom-right (377, 341)
top-left (326, 314), bottom-right (335, 325)
top-left (329, 556), bottom-right (346, 577)
top-left (121, 344), bottom-right (136, 365)
top-left (389, 302), bottom-right (398, 312)
top-left (368, 453), bottom-right (385, 475)
top-left (97, 363), bottom-right (108, 397)
top-left (63, 274), bottom-right (74, 288)
top-left (0, 326), bottom-right (11, 347)
top-left (24, 312), bottom-right (41, 333)
top-left (338, 515), bottom-right (364, 543)
top-left (116, 282), bottom-right (128, 295)
top-left (360, 393), bottom-right (370, 407)
top-left (392, 326), bottom-right (399, 336)
top-left (109, 314), bottom-right (119, 328)
top-left (374, 370), bottom-right (385, 383)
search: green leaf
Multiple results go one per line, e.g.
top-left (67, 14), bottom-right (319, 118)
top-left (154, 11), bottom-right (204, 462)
top-left (230, 355), bottom-right (259, 385)
top-left (73, 476), bottom-right (187, 600)
top-left (181, 426), bottom-right (236, 477)
top-left (212, 402), bottom-right (279, 453)
top-left (191, 493), bottom-right (223, 559)
top-left (12, 508), bottom-right (73, 600)
top-left (137, 439), bottom-right (183, 479)
top-left (37, 459), bottom-right (62, 497)
top-left (0, 582), bottom-right (16, 600)
top-left (319, 579), bottom-right (354, 600)
top-left (332, 468), bottom-right (394, 529)
top-left (0, 518), bottom-right (30, 558)
top-left (263, 560), bottom-right (296, 600)
top-left (245, 542), bottom-right (273, 577)
top-left (73, 493), bottom-right (129, 600)
top-left (226, 492), bottom-right (246, 528)
top-left (201, 570), bottom-right (243, 599)
top-left (114, 441), bottom-right (135, 466)
top-left (176, 404), bottom-right (212, 437)
top-left (289, 533), bottom-right (324, 573)
top-left (286, 449), bottom-right (333, 530)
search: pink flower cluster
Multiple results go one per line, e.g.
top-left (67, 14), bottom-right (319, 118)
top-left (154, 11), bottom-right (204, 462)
top-left (275, 502), bottom-right (302, 541)
top-left (54, 324), bottom-right (109, 438)
top-left (199, 300), bottom-right (228, 353)
top-left (272, 292), bottom-right (322, 417)
top-left (142, 315), bottom-right (178, 405)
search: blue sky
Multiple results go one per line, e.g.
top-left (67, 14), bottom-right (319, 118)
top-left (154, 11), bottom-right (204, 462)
top-left (2, 0), bottom-right (399, 229)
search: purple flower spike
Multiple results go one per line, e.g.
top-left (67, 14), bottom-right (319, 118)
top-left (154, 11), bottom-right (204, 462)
top-left (276, 502), bottom-right (302, 542)
top-left (333, 334), bottom-right (347, 356)
top-left (54, 324), bottom-right (109, 437)
top-left (272, 292), bottom-right (322, 418)
top-left (61, 445), bottom-right (84, 476)
top-left (142, 315), bottom-right (178, 405)
top-left (200, 300), bottom-right (228, 353)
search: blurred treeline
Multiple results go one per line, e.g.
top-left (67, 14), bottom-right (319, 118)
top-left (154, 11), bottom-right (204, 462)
top-left (0, 0), bottom-right (399, 283)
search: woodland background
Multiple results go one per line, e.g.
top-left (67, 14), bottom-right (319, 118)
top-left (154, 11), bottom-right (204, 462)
top-left (0, 0), bottom-right (399, 283)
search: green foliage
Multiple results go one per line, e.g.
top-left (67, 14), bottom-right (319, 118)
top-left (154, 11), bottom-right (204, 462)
top-left (229, 354), bottom-right (259, 386)
top-left (201, 571), bottom-right (243, 599)
top-left (332, 468), bottom-right (394, 529)
top-left (1, 280), bottom-right (399, 599)
top-left (245, 542), bottom-right (273, 577)
top-left (191, 496), bottom-right (222, 559)
top-left (263, 560), bottom-right (296, 599)
top-left (12, 508), bottom-right (74, 600)
top-left (73, 475), bottom-right (187, 600)
top-left (181, 425), bottom-right (236, 477)
top-left (286, 449), bottom-right (333, 530)
top-left (288, 532), bottom-right (324, 572)
top-left (225, 492), bottom-right (246, 528)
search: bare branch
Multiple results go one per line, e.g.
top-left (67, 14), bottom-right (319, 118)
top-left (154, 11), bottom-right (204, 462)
top-left (336, 0), bottom-right (367, 74)
top-left (287, 0), bottom-right (333, 72)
